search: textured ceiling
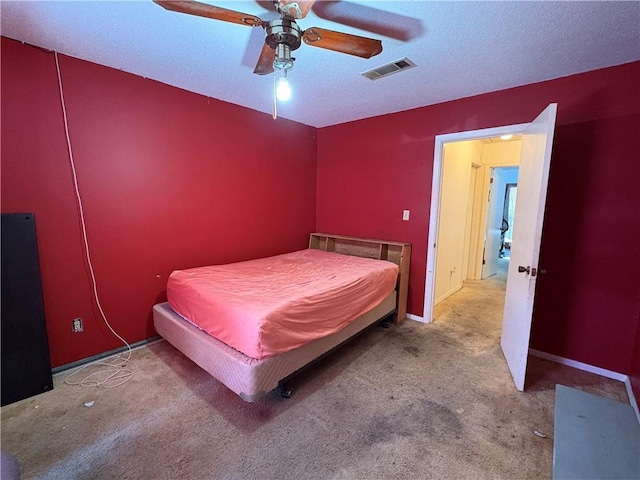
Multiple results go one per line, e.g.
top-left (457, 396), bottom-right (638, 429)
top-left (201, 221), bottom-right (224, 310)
top-left (2, 1), bottom-right (639, 127)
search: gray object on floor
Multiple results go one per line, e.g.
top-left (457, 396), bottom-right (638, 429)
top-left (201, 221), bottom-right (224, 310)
top-left (553, 384), bottom-right (640, 479)
top-left (1, 451), bottom-right (21, 480)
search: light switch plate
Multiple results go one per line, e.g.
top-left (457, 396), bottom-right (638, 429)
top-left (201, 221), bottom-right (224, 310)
top-left (402, 210), bottom-right (410, 221)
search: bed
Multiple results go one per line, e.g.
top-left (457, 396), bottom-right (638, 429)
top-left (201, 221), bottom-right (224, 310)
top-left (153, 233), bottom-right (411, 402)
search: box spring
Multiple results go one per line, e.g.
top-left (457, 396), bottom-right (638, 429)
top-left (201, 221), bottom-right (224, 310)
top-left (153, 291), bottom-right (396, 402)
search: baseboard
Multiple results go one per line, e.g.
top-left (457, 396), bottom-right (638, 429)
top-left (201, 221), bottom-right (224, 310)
top-left (529, 348), bottom-right (640, 424)
top-left (624, 376), bottom-right (640, 424)
top-left (52, 336), bottom-right (163, 375)
top-left (434, 285), bottom-right (463, 307)
top-left (529, 349), bottom-right (627, 382)
top-left (406, 313), bottom-right (426, 323)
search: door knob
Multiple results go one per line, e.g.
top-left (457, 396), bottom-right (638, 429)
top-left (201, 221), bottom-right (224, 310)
top-left (518, 265), bottom-right (530, 274)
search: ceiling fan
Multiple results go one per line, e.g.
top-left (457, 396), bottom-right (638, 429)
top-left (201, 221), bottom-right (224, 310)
top-left (153, 0), bottom-right (383, 106)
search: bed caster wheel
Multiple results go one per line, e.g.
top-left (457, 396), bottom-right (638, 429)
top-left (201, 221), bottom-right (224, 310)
top-left (280, 386), bottom-right (292, 399)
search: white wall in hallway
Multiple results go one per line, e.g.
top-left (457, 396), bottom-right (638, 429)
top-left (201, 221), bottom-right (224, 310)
top-left (434, 140), bottom-right (484, 304)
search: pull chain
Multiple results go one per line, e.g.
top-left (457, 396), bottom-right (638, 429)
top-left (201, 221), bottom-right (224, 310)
top-left (272, 74), bottom-right (278, 120)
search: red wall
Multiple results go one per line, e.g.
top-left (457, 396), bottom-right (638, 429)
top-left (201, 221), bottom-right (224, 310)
top-left (631, 311), bottom-right (640, 406)
top-left (3, 35), bottom-right (639, 378)
top-left (1, 38), bottom-right (317, 367)
top-left (317, 61), bottom-right (640, 375)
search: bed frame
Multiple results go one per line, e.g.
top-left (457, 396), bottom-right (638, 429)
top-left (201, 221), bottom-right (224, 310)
top-left (153, 233), bottom-right (411, 401)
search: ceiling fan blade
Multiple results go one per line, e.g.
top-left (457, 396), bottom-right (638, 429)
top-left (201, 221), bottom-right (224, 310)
top-left (276, 0), bottom-right (315, 19)
top-left (153, 1), bottom-right (263, 27)
top-left (253, 43), bottom-right (275, 75)
top-left (302, 27), bottom-right (382, 58)
top-left (312, 1), bottom-right (424, 42)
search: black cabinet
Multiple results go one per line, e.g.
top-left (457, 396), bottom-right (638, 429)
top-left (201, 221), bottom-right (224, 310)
top-left (1, 213), bottom-right (53, 406)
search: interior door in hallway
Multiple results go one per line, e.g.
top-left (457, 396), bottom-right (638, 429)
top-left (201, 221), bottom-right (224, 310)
top-left (482, 170), bottom-right (499, 279)
top-left (500, 103), bottom-right (557, 391)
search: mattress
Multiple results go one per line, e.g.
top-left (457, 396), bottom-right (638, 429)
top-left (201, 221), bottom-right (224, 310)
top-left (167, 249), bottom-right (398, 359)
top-left (153, 290), bottom-right (396, 402)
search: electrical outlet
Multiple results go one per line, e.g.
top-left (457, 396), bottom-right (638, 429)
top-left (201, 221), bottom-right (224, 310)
top-left (72, 317), bottom-right (83, 333)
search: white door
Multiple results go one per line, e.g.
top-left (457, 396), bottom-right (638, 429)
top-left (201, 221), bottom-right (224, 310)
top-left (482, 169), bottom-right (501, 278)
top-left (501, 103), bottom-right (557, 391)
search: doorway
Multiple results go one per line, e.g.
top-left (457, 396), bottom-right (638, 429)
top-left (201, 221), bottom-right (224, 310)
top-left (429, 134), bottom-right (523, 311)
top-left (423, 104), bottom-right (558, 391)
top-left (432, 138), bottom-right (520, 340)
top-left (481, 166), bottom-right (520, 279)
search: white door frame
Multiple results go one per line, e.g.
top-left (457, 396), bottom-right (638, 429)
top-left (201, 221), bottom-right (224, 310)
top-left (420, 123), bottom-right (530, 323)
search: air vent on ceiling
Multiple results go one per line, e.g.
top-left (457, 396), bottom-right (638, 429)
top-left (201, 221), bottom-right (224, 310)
top-left (361, 57), bottom-right (416, 81)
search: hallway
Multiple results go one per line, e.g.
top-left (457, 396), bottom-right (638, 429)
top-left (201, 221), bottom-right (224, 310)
top-left (433, 256), bottom-right (509, 339)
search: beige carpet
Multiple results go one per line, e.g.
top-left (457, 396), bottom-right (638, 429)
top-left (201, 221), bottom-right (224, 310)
top-left (1, 260), bottom-right (629, 479)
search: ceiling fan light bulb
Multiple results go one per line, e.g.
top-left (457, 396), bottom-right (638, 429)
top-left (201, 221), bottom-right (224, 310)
top-left (276, 76), bottom-right (291, 101)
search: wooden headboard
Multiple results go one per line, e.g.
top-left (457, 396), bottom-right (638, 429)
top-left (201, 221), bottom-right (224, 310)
top-left (309, 233), bottom-right (411, 324)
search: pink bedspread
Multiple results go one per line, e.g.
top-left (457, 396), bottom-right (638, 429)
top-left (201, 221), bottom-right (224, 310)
top-left (166, 249), bottom-right (398, 359)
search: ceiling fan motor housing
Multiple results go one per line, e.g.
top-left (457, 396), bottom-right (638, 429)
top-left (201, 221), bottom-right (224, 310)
top-left (265, 18), bottom-right (302, 70)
